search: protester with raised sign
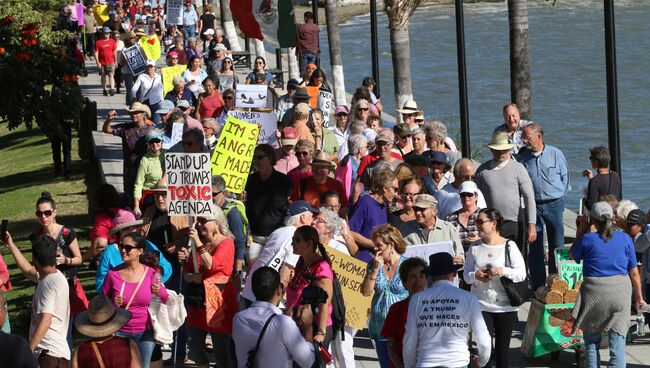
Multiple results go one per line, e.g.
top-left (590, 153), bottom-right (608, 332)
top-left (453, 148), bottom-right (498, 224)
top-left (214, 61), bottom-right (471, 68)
top-left (570, 202), bottom-right (645, 368)
top-left (360, 224), bottom-right (409, 368)
top-left (404, 252), bottom-right (491, 368)
top-left (179, 208), bottom-right (238, 368)
top-left (464, 208), bottom-right (526, 368)
top-left (117, 31), bottom-right (145, 106)
top-left (380, 257), bottom-right (427, 368)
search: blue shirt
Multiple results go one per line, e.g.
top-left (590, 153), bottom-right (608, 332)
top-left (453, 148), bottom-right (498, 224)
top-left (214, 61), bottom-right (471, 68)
top-left (518, 145), bottom-right (569, 201)
top-left (95, 240), bottom-right (172, 292)
top-left (349, 194), bottom-right (387, 263)
top-left (367, 256), bottom-right (408, 339)
top-left (572, 231), bottom-right (636, 277)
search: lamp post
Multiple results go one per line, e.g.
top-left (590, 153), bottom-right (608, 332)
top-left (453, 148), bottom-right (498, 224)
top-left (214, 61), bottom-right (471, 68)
top-left (455, 0), bottom-right (470, 157)
top-left (370, 0), bottom-right (380, 96)
top-left (604, 0), bottom-right (621, 182)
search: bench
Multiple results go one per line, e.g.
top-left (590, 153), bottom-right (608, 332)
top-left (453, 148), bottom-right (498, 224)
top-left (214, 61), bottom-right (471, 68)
top-left (231, 50), bottom-right (252, 70)
top-left (268, 68), bottom-right (284, 89)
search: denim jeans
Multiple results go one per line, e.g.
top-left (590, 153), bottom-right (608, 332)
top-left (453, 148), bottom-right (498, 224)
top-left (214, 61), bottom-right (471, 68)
top-left (183, 25), bottom-right (196, 46)
top-left (301, 52), bottom-right (318, 75)
top-left (584, 330), bottom-right (626, 368)
top-left (117, 328), bottom-right (155, 368)
top-left (373, 339), bottom-right (391, 368)
top-left (529, 198), bottom-right (565, 290)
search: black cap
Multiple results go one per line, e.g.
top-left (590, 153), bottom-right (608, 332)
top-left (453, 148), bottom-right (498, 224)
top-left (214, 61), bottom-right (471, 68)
top-left (287, 79), bottom-right (300, 89)
top-left (288, 200), bottom-right (320, 216)
top-left (424, 253), bottom-right (463, 277)
top-left (626, 209), bottom-right (647, 227)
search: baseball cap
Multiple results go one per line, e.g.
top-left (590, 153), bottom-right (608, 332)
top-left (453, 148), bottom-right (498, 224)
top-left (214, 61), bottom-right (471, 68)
top-left (176, 100), bottom-right (190, 109)
top-left (413, 194), bottom-right (438, 209)
top-left (212, 43), bottom-right (227, 51)
top-left (294, 103), bottom-right (311, 117)
top-left (590, 201), bottom-right (614, 221)
top-left (155, 100), bottom-right (175, 114)
top-left (458, 181), bottom-right (478, 195)
top-left (335, 105), bottom-right (350, 115)
top-left (375, 133), bottom-right (392, 144)
top-left (288, 200), bottom-right (320, 216)
top-left (281, 127), bottom-right (298, 146)
top-left (626, 209), bottom-right (647, 227)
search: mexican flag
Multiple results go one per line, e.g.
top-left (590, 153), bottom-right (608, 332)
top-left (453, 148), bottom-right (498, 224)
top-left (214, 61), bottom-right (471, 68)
top-left (231, 0), bottom-right (264, 40)
top-left (277, 0), bottom-right (297, 48)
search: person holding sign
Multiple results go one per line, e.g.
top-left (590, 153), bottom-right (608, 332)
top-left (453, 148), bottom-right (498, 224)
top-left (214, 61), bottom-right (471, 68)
top-left (245, 56), bottom-right (274, 85)
top-left (570, 202), bottom-right (645, 368)
top-left (464, 208), bottom-right (526, 368)
top-left (360, 224), bottom-right (409, 368)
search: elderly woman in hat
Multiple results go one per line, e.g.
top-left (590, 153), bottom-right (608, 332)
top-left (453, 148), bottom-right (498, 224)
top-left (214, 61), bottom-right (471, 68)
top-left (131, 60), bottom-right (164, 125)
top-left (182, 55), bottom-right (208, 98)
top-left (423, 150), bottom-right (454, 193)
top-left (102, 232), bottom-right (169, 368)
top-left (72, 295), bottom-right (140, 368)
top-left (360, 224), bottom-right (409, 368)
top-left (133, 129), bottom-right (165, 218)
top-left (570, 202), bottom-right (645, 368)
top-left (179, 207), bottom-right (238, 368)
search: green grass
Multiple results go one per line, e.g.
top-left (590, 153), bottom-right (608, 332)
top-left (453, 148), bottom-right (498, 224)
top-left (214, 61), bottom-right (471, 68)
top-left (0, 123), bottom-right (100, 336)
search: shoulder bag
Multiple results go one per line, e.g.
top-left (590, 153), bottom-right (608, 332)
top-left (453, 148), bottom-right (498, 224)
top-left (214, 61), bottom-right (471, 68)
top-left (500, 241), bottom-right (533, 306)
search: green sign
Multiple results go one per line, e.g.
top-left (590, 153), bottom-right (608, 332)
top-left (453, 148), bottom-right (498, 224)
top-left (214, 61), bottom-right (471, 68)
top-left (559, 262), bottom-right (584, 289)
top-left (555, 247), bottom-right (571, 264)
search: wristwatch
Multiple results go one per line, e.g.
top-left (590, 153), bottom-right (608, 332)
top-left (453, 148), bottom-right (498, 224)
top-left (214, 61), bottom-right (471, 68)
top-left (317, 328), bottom-right (327, 335)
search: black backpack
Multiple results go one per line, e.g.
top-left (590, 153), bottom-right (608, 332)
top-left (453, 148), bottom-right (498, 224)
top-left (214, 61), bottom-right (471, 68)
top-left (330, 273), bottom-right (346, 341)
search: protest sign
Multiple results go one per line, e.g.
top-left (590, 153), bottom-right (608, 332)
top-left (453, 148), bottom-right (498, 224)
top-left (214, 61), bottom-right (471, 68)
top-left (521, 300), bottom-right (585, 357)
top-left (403, 241), bottom-right (454, 260)
top-left (138, 35), bottom-right (161, 62)
top-left (94, 5), bottom-right (109, 24)
top-left (162, 123), bottom-right (184, 150)
top-left (318, 90), bottom-right (333, 126)
top-left (161, 65), bottom-right (187, 96)
top-left (122, 45), bottom-right (147, 76)
top-left (326, 247), bottom-right (372, 330)
top-left (235, 84), bottom-right (269, 108)
top-left (558, 262), bottom-right (583, 289)
top-left (555, 247), bottom-right (571, 265)
top-left (165, 153), bottom-right (214, 216)
top-left (76, 4), bottom-right (85, 26)
top-left (227, 110), bottom-right (278, 147)
top-left (306, 86), bottom-right (319, 108)
top-left (210, 117), bottom-right (260, 194)
top-left (166, 0), bottom-right (183, 25)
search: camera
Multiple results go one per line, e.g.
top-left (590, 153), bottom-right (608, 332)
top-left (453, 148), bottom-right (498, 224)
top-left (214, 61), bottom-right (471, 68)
top-left (299, 284), bottom-right (329, 312)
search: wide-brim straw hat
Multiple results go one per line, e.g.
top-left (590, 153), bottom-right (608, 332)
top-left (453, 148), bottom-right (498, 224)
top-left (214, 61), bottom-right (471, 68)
top-left (149, 178), bottom-right (168, 193)
top-left (397, 100), bottom-right (419, 114)
top-left (310, 152), bottom-right (335, 170)
top-left (126, 102), bottom-right (152, 119)
top-left (75, 295), bottom-right (131, 338)
top-left (486, 131), bottom-right (515, 151)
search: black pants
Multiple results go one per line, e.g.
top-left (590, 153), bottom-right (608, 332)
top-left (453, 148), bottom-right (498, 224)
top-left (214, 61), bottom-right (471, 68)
top-left (482, 311), bottom-right (517, 368)
top-left (50, 122), bottom-right (72, 175)
top-left (83, 32), bottom-right (95, 56)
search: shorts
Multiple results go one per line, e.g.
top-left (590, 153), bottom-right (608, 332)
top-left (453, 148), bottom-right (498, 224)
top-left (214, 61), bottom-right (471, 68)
top-left (100, 64), bottom-right (115, 75)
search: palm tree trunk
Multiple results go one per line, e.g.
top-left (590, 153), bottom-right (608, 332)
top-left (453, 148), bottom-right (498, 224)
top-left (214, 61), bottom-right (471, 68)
top-left (325, 0), bottom-right (346, 106)
top-left (288, 47), bottom-right (300, 80)
top-left (508, 0), bottom-right (532, 120)
top-left (220, 0), bottom-right (242, 51)
top-left (386, 9), bottom-right (413, 118)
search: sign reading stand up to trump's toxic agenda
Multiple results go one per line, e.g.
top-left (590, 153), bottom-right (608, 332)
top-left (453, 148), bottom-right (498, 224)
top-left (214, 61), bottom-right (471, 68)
top-left (211, 116), bottom-right (260, 194)
top-left (165, 153), bottom-right (214, 216)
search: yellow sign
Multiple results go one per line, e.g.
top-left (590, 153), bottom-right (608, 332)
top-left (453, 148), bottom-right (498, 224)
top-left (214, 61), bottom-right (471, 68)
top-left (161, 65), bottom-right (187, 96)
top-left (210, 117), bottom-right (260, 194)
top-left (93, 5), bottom-right (109, 24)
top-left (138, 35), bottom-right (161, 62)
top-left (326, 247), bottom-right (372, 330)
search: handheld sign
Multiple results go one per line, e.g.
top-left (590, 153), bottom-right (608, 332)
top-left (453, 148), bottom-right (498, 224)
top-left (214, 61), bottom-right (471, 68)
top-left (318, 90), bottom-right (333, 126)
top-left (227, 110), bottom-right (278, 147)
top-left (122, 45), bottom-right (147, 76)
top-left (94, 5), bottom-right (109, 24)
top-left (138, 35), bottom-right (161, 62)
top-left (235, 84), bottom-right (269, 109)
top-left (210, 116), bottom-right (260, 194)
top-left (161, 65), bottom-right (187, 95)
top-left (326, 247), bottom-right (373, 330)
top-left (165, 153), bottom-right (214, 216)
top-left (306, 86), bottom-right (319, 108)
top-left (166, 0), bottom-right (183, 25)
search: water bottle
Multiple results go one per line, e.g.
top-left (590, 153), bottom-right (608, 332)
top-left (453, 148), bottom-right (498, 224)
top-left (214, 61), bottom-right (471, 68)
top-left (151, 271), bottom-right (162, 309)
top-left (635, 314), bottom-right (645, 336)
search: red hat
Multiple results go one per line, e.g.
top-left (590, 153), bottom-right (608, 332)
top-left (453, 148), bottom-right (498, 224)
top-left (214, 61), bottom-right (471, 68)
top-left (281, 127), bottom-right (298, 146)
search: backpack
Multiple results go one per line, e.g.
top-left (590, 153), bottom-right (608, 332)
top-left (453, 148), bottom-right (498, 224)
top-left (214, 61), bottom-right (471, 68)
top-left (330, 273), bottom-right (347, 341)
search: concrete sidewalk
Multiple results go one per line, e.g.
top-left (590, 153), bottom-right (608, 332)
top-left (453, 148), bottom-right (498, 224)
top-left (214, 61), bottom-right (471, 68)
top-left (81, 65), bottom-right (650, 367)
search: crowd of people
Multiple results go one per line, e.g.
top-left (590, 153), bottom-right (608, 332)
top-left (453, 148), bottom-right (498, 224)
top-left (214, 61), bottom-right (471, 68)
top-left (2, 1), bottom-right (650, 368)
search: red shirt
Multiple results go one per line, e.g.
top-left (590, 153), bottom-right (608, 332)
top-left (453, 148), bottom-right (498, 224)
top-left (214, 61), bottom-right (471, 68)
top-left (380, 297), bottom-right (411, 368)
top-left (357, 150), bottom-right (403, 177)
top-left (90, 208), bottom-right (121, 243)
top-left (298, 22), bottom-right (320, 55)
top-left (95, 38), bottom-right (116, 65)
top-left (291, 176), bottom-right (348, 208)
top-left (199, 91), bottom-right (224, 119)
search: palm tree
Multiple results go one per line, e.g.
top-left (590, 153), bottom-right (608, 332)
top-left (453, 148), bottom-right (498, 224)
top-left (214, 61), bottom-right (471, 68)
top-left (325, 0), bottom-right (346, 106)
top-left (508, 0), bottom-right (532, 119)
top-left (220, 0), bottom-right (242, 51)
top-left (384, 0), bottom-right (423, 115)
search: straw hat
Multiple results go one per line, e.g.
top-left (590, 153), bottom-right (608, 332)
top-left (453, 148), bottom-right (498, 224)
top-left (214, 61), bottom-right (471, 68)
top-left (126, 102), bottom-right (152, 119)
top-left (486, 131), bottom-right (515, 151)
top-left (149, 178), bottom-right (168, 193)
top-left (310, 151), bottom-right (335, 170)
top-left (75, 294), bottom-right (131, 338)
top-left (397, 100), bottom-right (419, 114)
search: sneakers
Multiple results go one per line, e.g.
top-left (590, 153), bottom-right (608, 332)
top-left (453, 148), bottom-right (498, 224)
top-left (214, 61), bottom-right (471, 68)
top-left (103, 89), bottom-right (107, 96)
top-left (109, 89), bottom-right (115, 96)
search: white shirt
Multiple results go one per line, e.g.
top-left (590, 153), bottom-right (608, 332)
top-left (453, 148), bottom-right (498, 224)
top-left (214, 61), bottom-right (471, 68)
top-left (463, 240), bottom-right (527, 313)
top-left (29, 271), bottom-right (70, 359)
top-left (436, 182), bottom-right (488, 220)
top-left (403, 280), bottom-right (491, 368)
top-left (131, 73), bottom-right (164, 105)
top-left (242, 225), bottom-right (300, 302)
top-left (233, 301), bottom-right (315, 368)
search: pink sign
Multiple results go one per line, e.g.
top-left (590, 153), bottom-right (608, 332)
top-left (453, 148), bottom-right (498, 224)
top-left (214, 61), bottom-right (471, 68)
top-left (76, 4), bottom-right (85, 25)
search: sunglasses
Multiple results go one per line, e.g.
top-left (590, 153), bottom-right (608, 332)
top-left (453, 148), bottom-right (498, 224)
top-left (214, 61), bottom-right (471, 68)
top-left (154, 192), bottom-right (167, 197)
top-left (460, 175), bottom-right (476, 180)
top-left (149, 139), bottom-right (162, 144)
top-left (118, 244), bottom-right (141, 253)
top-left (212, 190), bottom-right (223, 197)
top-left (296, 151), bottom-right (310, 157)
top-left (223, 60), bottom-right (232, 64)
top-left (35, 210), bottom-right (54, 217)
top-left (460, 192), bottom-right (475, 198)
top-left (358, 108), bottom-right (369, 112)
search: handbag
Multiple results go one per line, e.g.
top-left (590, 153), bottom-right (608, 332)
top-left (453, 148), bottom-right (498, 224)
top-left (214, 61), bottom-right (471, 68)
top-left (499, 240), bottom-right (533, 306)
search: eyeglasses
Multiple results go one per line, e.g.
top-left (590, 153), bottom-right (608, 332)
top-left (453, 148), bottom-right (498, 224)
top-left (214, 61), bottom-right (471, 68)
top-left (255, 61), bottom-right (264, 65)
top-left (118, 244), bottom-right (141, 253)
top-left (296, 151), bottom-right (310, 157)
top-left (35, 210), bottom-right (53, 217)
top-left (212, 190), bottom-right (223, 197)
top-left (223, 60), bottom-right (232, 64)
top-left (149, 139), bottom-right (162, 144)
top-left (324, 204), bottom-right (341, 211)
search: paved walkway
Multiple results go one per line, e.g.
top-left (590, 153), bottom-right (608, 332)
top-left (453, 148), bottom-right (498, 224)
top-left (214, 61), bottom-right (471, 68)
top-left (81, 62), bottom-right (650, 368)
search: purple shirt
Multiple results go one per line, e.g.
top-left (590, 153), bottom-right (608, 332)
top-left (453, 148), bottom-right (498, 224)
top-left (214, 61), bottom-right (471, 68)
top-left (349, 195), bottom-right (387, 263)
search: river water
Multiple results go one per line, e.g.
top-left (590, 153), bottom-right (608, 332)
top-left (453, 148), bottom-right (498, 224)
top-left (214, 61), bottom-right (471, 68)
top-left (318, 0), bottom-right (650, 210)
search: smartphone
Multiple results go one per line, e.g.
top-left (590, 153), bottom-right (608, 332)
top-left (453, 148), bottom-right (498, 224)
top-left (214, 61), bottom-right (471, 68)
top-left (0, 219), bottom-right (8, 241)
